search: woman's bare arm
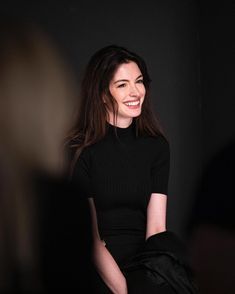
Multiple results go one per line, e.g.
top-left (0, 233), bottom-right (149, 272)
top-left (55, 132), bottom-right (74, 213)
top-left (146, 193), bottom-right (167, 240)
top-left (88, 198), bottom-right (128, 294)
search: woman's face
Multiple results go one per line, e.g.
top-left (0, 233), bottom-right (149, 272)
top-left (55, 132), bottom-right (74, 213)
top-left (108, 61), bottom-right (146, 126)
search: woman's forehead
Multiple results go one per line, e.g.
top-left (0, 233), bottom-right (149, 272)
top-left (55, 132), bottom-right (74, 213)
top-left (112, 62), bottom-right (142, 81)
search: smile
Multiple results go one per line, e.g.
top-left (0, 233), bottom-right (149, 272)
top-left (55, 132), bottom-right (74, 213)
top-left (124, 100), bottom-right (140, 106)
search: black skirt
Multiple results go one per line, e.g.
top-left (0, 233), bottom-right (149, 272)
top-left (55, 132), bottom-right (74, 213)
top-left (91, 234), bottom-right (145, 293)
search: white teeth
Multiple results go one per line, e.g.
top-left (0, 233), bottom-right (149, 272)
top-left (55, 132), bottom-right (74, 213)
top-left (124, 101), bottom-right (140, 106)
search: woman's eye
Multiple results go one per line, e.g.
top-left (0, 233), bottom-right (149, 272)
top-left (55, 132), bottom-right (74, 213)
top-left (117, 83), bottom-right (126, 88)
top-left (136, 79), bottom-right (144, 84)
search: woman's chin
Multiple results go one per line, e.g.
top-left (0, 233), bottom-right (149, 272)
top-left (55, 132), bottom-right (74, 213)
top-left (128, 110), bottom-right (142, 118)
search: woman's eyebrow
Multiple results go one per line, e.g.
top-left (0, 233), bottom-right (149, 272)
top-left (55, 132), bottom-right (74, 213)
top-left (114, 79), bottom-right (128, 84)
top-left (135, 74), bottom-right (143, 80)
top-left (113, 75), bottom-right (143, 84)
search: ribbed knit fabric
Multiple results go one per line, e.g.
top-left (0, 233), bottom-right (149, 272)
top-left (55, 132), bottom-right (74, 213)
top-left (71, 119), bottom-right (170, 265)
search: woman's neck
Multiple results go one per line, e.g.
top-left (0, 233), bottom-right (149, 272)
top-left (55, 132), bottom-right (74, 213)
top-left (107, 116), bottom-right (133, 128)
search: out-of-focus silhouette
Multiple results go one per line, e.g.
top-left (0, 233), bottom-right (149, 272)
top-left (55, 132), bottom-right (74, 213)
top-left (0, 19), bottom-right (92, 293)
top-left (188, 139), bottom-right (235, 294)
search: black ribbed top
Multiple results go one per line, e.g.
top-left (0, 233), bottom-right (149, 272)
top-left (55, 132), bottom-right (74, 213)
top-left (72, 120), bottom-right (170, 239)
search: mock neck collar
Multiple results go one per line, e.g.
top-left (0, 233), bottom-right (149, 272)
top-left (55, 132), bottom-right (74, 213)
top-left (106, 119), bottom-right (136, 138)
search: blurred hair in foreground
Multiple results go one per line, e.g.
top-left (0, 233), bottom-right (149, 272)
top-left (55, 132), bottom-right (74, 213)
top-left (0, 20), bottom-right (77, 174)
top-left (0, 19), bottom-right (77, 292)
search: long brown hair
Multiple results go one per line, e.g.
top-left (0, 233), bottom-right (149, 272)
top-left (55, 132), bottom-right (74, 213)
top-left (69, 45), bottom-right (164, 170)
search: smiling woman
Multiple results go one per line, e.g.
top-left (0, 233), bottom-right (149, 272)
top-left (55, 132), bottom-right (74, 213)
top-left (68, 46), bottom-right (196, 293)
top-left (108, 62), bottom-right (146, 127)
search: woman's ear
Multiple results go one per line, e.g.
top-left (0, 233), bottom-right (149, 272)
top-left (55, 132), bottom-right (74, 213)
top-left (102, 94), bottom-right (107, 104)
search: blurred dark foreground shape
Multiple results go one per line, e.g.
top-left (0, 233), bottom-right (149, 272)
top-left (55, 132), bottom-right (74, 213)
top-left (0, 19), bottom-right (92, 293)
top-left (188, 139), bottom-right (235, 294)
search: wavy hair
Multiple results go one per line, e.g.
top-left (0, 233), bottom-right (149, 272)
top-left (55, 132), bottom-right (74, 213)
top-left (69, 45), bottom-right (164, 171)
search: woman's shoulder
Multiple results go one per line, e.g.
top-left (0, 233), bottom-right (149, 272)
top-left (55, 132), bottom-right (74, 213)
top-left (141, 133), bottom-right (169, 150)
top-left (69, 139), bottom-right (104, 167)
top-left (138, 134), bottom-right (170, 164)
top-left (66, 138), bottom-right (88, 165)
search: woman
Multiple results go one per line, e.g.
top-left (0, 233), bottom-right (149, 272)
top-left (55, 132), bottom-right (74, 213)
top-left (69, 45), bottom-right (171, 293)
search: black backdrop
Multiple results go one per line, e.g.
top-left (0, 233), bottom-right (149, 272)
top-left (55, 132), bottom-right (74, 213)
top-left (1, 0), bottom-right (233, 238)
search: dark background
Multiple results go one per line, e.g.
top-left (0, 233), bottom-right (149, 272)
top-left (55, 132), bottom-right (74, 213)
top-left (1, 0), bottom-right (233, 238)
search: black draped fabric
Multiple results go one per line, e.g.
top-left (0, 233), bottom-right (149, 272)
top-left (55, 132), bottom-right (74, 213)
top-left (122, 231), bottom-right (198, 294)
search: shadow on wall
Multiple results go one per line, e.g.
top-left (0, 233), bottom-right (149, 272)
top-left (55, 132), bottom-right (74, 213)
top-left (187, 139), bottom-right (235, 294)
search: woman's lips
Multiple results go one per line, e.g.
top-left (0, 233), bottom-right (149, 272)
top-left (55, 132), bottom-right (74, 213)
top-left (123, 99), bottom-right (140, 109)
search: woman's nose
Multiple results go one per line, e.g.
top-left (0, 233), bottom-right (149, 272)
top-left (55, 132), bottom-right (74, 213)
top-left (129, 84), bottom-right (139, 97)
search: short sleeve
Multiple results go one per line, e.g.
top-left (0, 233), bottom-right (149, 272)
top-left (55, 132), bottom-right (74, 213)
top-left (70, 147), bottom-right (95, 198)
top-left (151, 136), bottom-right (170, 195)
